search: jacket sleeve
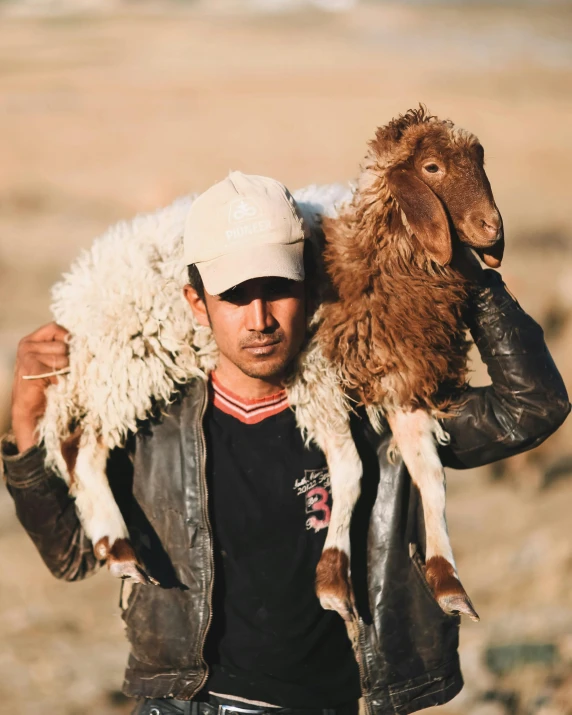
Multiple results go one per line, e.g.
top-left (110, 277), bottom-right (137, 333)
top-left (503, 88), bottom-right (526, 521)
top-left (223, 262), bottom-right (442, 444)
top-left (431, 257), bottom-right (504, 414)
top-left (439, 270), bottom-right (570, 470)
top-left (1, 433), bottom-right (99, 581)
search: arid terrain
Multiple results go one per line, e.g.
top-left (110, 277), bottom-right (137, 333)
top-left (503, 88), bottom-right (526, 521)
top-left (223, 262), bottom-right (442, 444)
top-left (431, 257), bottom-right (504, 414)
top-left (0, 2), bottom-right (571, 714)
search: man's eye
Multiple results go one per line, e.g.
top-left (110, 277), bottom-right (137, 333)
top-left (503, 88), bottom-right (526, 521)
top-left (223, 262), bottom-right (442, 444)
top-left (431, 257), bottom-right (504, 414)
top-left (265, 279), bottom-right (295, 298)
top-left (219, 286), bottom-right (246, 303)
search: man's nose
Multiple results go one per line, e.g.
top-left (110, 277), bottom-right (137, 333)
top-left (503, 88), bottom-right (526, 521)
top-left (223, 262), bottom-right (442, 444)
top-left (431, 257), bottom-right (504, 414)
top-left (245, 299), bottom-right (274, 332)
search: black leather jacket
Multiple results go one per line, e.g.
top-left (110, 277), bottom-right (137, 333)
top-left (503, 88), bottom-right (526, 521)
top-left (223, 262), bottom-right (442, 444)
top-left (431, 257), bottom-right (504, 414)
top-left (2, 271), bottom-right (569, 714)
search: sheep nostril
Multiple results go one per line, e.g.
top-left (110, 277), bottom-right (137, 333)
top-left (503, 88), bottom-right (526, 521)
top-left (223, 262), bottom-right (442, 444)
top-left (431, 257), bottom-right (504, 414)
top-left (481, 219), bottom-right (500, 238)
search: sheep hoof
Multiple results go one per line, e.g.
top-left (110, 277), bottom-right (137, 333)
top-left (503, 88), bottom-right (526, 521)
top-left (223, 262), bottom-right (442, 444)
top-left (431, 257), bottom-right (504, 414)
top-left (318, 592), bottom-right (356, 623)
top-left (109, 557), bottom-right (158, 585)
top-left (437, 592), bottom-right (480, 622)
top-left (102, 537), bottom-right (159, 586)
top-left (316, 547), bottom-right (356, 622)
top-left (425, 555), bottom-right (480, 622)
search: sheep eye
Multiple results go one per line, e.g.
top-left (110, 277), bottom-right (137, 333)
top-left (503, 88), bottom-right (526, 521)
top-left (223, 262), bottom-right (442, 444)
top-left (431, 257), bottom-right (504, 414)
top-left (424, 163), bottom-right (440, 174)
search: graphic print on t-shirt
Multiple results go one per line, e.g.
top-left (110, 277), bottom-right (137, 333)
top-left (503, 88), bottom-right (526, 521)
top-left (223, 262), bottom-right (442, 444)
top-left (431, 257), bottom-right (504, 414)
top-left (294, 468), bottom-right (331, 532)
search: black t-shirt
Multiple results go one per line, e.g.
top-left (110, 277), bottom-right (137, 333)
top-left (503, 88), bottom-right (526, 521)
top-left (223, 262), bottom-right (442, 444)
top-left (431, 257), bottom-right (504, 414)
top-left (202, 378), bottom-right (361, 708)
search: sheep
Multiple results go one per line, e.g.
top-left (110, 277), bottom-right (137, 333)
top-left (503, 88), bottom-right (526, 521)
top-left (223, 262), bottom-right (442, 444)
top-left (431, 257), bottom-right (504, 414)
top-left (32, 107), bottom-right (502, 627)
top-left (301, 106), bottom-right (504, 623)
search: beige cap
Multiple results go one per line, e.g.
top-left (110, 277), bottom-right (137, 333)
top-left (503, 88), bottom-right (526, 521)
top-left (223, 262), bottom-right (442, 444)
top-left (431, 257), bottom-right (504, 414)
top-left (184, 171), bottom-right (306, 295)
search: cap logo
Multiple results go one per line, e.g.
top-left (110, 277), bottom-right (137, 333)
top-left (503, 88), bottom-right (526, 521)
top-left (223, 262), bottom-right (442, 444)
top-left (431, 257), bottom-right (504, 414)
top-left (225, 197), bottom-right (274, 242)
top-left (229, 198), bottom-right (259, 223)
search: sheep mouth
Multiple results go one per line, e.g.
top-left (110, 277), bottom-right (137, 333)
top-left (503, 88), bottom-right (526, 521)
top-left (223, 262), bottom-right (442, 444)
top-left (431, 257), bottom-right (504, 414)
top-left (456, 225), bottom-right (504, 250)
top-left (452, 224), bottom-right (504, 269)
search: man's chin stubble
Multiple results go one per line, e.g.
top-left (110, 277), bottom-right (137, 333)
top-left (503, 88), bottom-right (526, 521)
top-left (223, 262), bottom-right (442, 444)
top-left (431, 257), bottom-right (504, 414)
top-left (238, 356), bottom-right (292, 380)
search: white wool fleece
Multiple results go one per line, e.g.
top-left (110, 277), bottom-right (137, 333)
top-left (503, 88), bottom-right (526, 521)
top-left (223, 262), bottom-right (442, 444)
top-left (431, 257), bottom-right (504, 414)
top-left (38, 183), bottom-right (354, 480)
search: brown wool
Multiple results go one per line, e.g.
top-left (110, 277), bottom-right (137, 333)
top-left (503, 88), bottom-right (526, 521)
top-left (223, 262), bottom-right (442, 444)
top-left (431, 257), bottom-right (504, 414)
top-left (317, 107), bottom-right (475, 412)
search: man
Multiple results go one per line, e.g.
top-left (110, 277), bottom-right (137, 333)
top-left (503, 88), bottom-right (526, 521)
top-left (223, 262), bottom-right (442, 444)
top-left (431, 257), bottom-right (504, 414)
top-left (2, 172), bottom-right (569, 715)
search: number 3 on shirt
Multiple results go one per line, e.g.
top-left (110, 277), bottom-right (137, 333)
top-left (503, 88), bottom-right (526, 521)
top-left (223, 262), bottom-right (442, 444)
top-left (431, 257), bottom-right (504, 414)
top-left (306, 487), bottom-right (331, 532)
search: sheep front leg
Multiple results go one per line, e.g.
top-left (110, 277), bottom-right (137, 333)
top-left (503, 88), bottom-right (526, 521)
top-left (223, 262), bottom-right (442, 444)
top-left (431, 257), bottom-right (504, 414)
top-left (387, 409), bottom-right (479, 622)
top-left (69, 436), bottom-right (155, 584)
top-left (315, 430), bottom-right (363, 622)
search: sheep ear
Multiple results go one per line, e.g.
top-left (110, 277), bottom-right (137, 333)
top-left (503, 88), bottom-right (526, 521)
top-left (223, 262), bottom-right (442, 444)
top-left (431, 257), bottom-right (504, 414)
top-left (387, 167), bottom-right (452, 266)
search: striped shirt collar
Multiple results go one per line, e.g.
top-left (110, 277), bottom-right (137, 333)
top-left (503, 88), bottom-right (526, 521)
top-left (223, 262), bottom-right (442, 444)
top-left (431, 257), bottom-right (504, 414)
top-left (210, 372), bottom-right (289, 425)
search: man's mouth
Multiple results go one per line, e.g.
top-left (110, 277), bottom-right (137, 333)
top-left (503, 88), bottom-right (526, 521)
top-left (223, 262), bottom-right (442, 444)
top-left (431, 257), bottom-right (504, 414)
top-left (242, 339), bottom-right (281, 355)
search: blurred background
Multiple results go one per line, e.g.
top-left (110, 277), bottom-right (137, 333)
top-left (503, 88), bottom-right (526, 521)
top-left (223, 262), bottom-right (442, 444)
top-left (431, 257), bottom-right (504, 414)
top-left (0, 0), bottom-right (571, 713)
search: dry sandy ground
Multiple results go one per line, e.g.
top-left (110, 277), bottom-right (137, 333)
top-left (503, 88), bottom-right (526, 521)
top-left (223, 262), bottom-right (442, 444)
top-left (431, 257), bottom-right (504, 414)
top-left (0, 3), bottom-right (571, 714)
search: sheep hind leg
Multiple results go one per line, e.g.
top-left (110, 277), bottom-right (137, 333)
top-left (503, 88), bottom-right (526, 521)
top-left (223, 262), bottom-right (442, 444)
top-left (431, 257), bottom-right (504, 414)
top-left (71, 438), bottom-right (157, 585)
top-left (387, 410), bottom-right (479, 622)
top-left (315, 431), bottom-right (363, 622)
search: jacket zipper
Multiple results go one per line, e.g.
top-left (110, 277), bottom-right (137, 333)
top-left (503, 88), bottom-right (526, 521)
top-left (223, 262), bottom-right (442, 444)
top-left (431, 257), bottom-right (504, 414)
top-left (189, 381), bottom-right (215, 697)
top-left (189, 381), bottom-right (371, 706)
top-left (354, 618), bottom-right (372, 715)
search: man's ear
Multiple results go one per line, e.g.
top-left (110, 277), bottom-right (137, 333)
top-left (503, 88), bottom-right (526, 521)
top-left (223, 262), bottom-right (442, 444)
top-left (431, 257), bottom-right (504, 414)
top-left (386, 166), bottom-right (452, 266)
top-left (183, 285), bottom-right (210, 327)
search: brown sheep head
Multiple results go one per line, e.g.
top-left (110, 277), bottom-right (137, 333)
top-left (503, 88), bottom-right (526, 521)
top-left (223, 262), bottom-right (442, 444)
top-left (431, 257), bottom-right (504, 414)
top-left (370, 106), bottom-right (504, 268)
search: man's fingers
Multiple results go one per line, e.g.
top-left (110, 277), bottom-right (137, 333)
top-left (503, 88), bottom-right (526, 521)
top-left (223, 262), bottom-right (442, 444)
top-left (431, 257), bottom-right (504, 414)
top-left (25, 340), bottom-right (69, 356)
top-left (11, 327), bottom-right (71, 444)
top-left (22, 322), bottom-right (69, 344)
top-left (35, 354), bottom-right (70, 371)
top-left (20, 352), bottom-right (69, 374)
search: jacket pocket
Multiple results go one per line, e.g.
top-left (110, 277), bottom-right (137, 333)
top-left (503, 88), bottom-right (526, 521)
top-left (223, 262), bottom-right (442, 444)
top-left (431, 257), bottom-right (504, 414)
top-left (122, 584), bottom-right (199, 669)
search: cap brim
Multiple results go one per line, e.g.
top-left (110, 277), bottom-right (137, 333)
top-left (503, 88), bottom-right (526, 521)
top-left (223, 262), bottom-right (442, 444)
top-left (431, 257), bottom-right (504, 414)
top-left (196, 240), bottom-right (305, 296)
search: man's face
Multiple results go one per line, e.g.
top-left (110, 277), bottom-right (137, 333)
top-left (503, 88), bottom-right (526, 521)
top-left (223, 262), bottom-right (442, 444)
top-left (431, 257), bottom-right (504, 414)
top-left (184, 276), bottom-right (307, 381)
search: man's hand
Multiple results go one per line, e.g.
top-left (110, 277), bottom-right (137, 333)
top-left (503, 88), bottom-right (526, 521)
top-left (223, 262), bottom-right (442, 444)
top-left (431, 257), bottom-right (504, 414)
top-left (11, 322), bottom-right (70, 453)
